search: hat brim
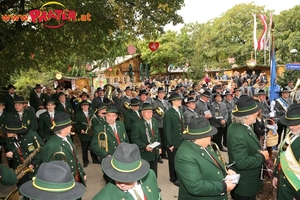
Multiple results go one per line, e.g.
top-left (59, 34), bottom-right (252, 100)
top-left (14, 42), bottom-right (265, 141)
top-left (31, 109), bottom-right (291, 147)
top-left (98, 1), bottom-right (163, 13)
top-left (130, 103), bottom-right (140, 106)
top-left (279, 115), bottom-right (300, 126)
top-left (52, 122), bottom-right (76, 132)
top-left (232, 103), bottom-right (262, 117)
top-left (102, 156), bottom-right (150, 183)
top-left (19, 180), bottom-right (85, 200)
top-left (213, 93), bottom-right (224, 98)
top-left (168, 97), bottom-right (182, 102)
top-left (182, 126), bottom-right (218, 140)
top-left (103, 111), bottom-right (119, 114)
top-left (14, 101), bottom-right (26, 104)
top-left (1, 126), bottom-right (27, 134)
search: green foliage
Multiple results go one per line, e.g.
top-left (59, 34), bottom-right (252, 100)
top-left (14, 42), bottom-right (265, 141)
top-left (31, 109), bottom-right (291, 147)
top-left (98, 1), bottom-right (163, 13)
top-left (277, 69), bottom-right (300, 88)
top-left (10, 68), bottom-right (56, 99)
top-left (0, 0), bottom-right (184, 86)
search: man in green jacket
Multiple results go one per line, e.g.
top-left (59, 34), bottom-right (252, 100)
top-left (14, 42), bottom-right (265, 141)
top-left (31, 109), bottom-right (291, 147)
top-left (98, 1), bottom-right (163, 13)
top-left (3, 118), bottom-right (44, 188)
top-left (163, 93), bottom-right (184, 186)
top-left (227, 95), bottom-right (269, 199)
top-left (90, 105), bottom-right (129, 183)
top-left (175, 117), bottom-right (237, 200)
top-left (2, 84), bottom-right (19, 113)
top-left (29, 84), bottom-right (45, 112)
top-left (38, 99), bottom-right (62, 142)
top-left (92, 142), bottom-right (161, 200)
top-left (123, 98), bottom-right (141, 139)
top-left (74, 100), bottom-right (99, 167)
top-left (131, 102), bottom-right (161, 177)
top-left (272, 103), bottom-right (300, 199)
top-left (7, 96), bottom-right (37, 131)
top-left (42, 113), bottom-right (86, 187)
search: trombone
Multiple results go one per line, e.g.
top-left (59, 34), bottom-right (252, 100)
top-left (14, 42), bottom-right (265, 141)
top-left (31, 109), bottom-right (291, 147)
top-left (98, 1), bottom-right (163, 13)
top-left (98, 125), bottom-right (108, 152)
top-left (52, 147), bottom-right (67, 162)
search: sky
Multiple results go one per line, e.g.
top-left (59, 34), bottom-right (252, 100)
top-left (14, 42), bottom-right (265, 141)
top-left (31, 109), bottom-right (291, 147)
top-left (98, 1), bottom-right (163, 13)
top-left (164, 0), bottom-right (300, 32)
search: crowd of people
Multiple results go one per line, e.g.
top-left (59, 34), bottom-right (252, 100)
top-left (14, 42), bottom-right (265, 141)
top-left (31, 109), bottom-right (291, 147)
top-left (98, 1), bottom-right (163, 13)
top-left (0, 71), bottom-right (300, 199)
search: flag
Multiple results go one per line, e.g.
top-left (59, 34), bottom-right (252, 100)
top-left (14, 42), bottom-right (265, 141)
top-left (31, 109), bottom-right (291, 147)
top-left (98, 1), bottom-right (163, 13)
top-left (269, 14), bottom-right (276, 102)
top-left (252, 13), bottom-right (258, 50)
top-left (265, 13), bottom-right (272, 51)
top-left (257, 14), bottom-right (268, 50)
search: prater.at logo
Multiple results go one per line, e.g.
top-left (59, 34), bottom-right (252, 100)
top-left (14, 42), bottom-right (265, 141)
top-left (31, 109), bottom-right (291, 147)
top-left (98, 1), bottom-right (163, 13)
top-left (1, 1), bottom-right (91, 28)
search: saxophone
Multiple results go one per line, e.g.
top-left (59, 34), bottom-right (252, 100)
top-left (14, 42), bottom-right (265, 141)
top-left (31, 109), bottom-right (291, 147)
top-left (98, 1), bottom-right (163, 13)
top-left (5, 136), bottom-right (42, 200)
top-left (15, 136), bottom-right (41, 179)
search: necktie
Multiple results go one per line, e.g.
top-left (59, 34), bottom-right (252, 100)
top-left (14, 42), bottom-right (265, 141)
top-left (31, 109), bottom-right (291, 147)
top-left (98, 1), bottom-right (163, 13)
top-left (112, 126), bottom-right (121, 144)
top-left (14, 140), bottom-right (24, 162)
top-left (19, 112), bottom-right (23, 121)
top-left (132, 187), bottom-right (142, 200)
top-left (50, 113), bottom-right (54, 123)
top-left (63, 103), bottom-right (66, 112)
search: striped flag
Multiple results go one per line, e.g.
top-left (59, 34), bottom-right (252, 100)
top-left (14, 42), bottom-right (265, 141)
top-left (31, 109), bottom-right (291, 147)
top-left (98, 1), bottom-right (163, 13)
top-left (252, 13), bottom-right (258, 50)
top-left (257, 15), bottom-right (268, 50)
top-left (269, 15), bottom-right (276, 102)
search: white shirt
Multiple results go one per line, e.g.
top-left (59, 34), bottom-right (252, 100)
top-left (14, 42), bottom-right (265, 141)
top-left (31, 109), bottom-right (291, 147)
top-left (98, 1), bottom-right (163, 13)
top-left (128, 182), bottom-right (144, 200)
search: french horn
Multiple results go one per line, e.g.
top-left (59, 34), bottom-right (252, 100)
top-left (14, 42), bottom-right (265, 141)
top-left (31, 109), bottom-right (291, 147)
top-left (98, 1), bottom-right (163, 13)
top-left (124, 102), bottom-right (131, 110)
top-left (156, 106), bottom-right (164, 116)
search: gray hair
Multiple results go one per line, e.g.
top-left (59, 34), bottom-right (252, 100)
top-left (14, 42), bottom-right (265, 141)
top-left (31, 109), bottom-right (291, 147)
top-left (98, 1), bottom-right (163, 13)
top-left (231, 114), bottom-right (249, 124)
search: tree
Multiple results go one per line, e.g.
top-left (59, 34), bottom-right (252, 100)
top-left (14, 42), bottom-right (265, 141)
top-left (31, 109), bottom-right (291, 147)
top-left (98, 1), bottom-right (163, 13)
top-left (0, 0), bottom-right (184, 85)
top-left (192, 3), bottom-right (269, 70)
top-left (138, 30), bottom-right (183, 75)
top-left (274, 5), bottom-right (300, 64)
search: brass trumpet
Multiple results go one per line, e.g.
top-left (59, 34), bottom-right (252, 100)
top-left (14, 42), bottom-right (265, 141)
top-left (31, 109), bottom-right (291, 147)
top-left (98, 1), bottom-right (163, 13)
top-left (210, 142), bottom-right (228, 172)
top-left (98, 125), bottom-right (108, 152)
top-left (124, 102), bottom-right (131, 109)
top-left (52, 147), bottom-right (67, 162)
top-left (156, 106), bottom-right (164, 116)
top-left (104, 84), bottom-right (115, 101)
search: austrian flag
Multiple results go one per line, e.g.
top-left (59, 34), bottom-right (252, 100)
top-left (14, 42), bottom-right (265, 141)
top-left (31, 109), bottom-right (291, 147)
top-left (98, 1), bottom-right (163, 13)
top-left (257, 14), bottom-right (268, 50)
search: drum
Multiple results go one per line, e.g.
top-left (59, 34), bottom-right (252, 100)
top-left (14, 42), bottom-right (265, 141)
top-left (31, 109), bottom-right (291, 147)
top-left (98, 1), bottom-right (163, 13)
top-left (266, 121), bottom-right (278, 147)
top-left (36, 109), bottom-right (47, 118)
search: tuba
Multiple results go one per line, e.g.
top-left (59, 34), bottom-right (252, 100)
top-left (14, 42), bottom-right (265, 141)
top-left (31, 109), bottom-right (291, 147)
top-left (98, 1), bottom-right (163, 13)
top-left (155, 106), bottom-right (164, 116)
top-left (290, 78), bottom-right (300, 103)
top-left (104, 84), bottom-right (115, 101)
top-left (52, 146), bottom-right (67, 162)
top-left (98, 125), bottom-right (108, 152)
top-left (124, 102), bottom-right (131, 110)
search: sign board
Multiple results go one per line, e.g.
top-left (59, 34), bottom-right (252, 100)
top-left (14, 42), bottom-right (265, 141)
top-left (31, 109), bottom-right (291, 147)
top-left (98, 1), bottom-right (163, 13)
top-left (286, 63), bottom-right (300, 70)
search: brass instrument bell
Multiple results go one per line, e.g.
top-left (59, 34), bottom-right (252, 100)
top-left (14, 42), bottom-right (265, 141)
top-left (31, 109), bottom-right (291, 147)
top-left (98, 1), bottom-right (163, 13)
top-left (104, 84), bottom-right (115, 101)
top-left (52, 147), bottom-right (67, 162)
top-left (98, 125), bottom-right (108, 152)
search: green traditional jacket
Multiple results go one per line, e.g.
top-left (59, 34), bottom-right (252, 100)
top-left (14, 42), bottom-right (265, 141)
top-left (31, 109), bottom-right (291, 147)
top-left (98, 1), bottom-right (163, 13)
top-left (29, 92), bottom-right (45, 112)
top-left (74, 110), bottom-right (94, 142)
top-left (38, 110), bottom-right (62, 142)
top-left (90, 121), bottom-right (129, 159)
top-left (92, 170), bottom-right (161, 200)
top-left (5, 131), bottom-right (44, 179)
top-left (42, 134), bottom-right (86, 186)
top-left (227, 123), bottom-right (265, 196)
top-left (131, 118), bottom-right (161, 161)
top-left (273, 134), bottom-right (300, 199)
top-left (91, 115), bottom-right (105, 134)
top-left (0, 111), bottom-right (8, 146)
top-left (123, 109), bottom-right (141, 134)
top-left (55, 101), bottom-right (74, 119)
top-left (163, 107), bottom-right (184, 148)
top-left (2, 93), bottom-right (19, 113)
top-left (175, 140), bottom-right (228, 200)
top-left (0, 163), bottom-right (17, 186)
top-left (7, 109), bottom-right (37, 131)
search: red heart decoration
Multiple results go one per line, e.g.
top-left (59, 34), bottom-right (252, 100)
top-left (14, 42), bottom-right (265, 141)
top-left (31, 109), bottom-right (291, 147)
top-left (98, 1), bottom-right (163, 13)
top-left (149, 42), bottom-right (159, 52)
top-left (127, 45), bottom-right (137, 54)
